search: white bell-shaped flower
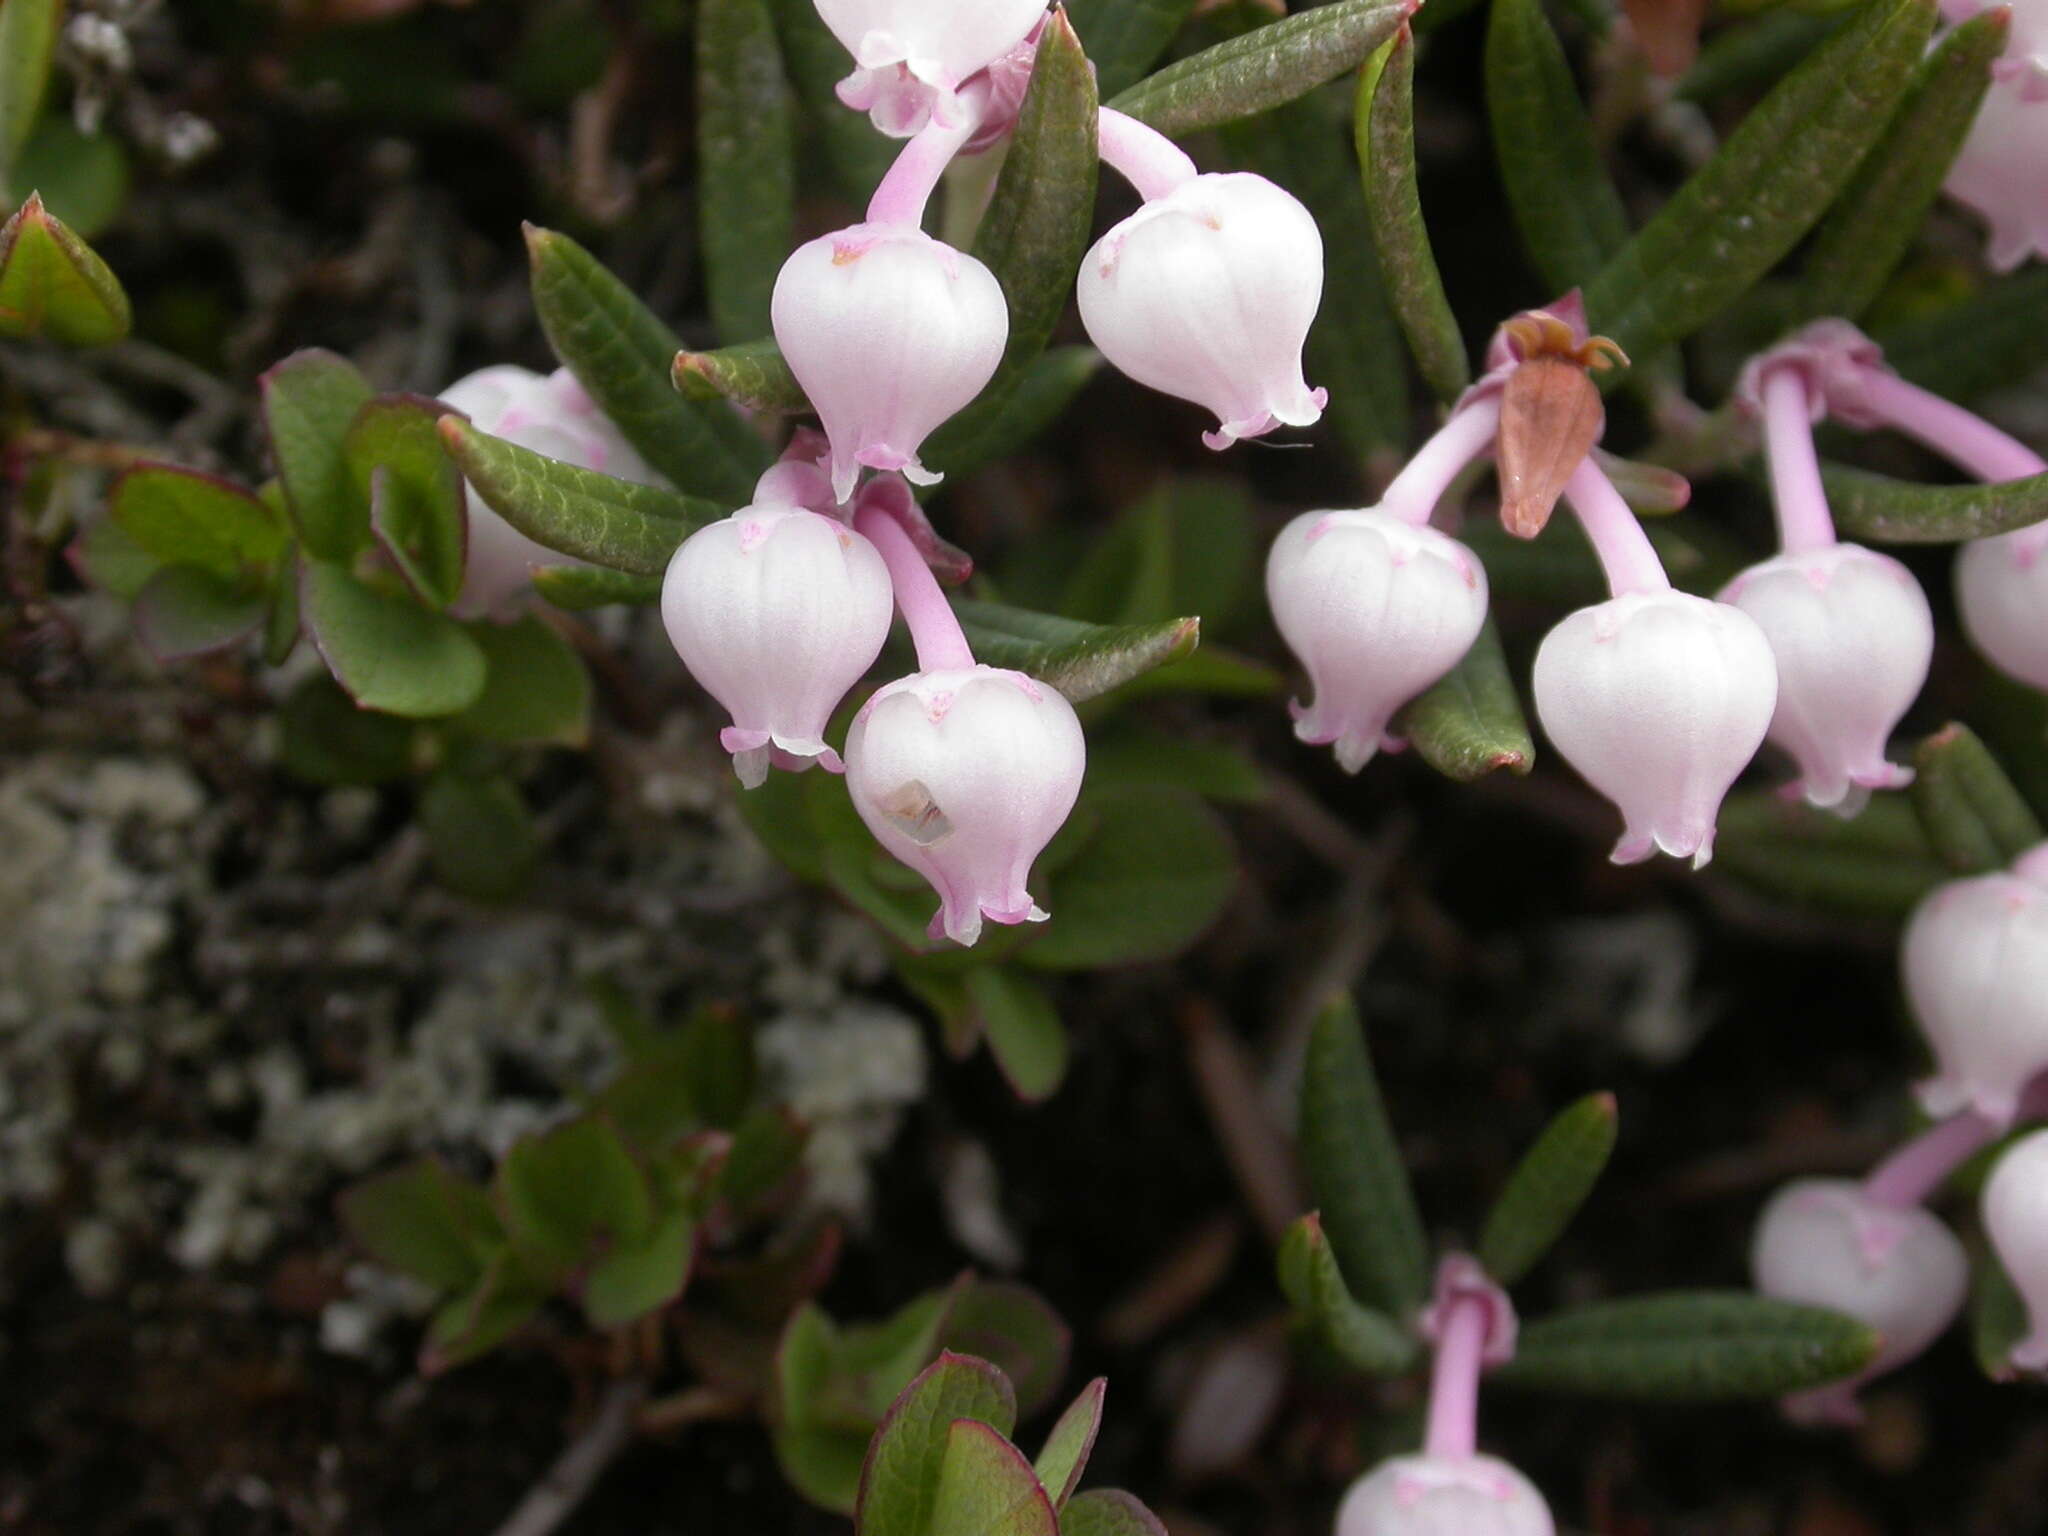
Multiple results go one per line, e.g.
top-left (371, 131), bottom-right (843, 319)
top-left (441, 365), bottom-right (659, 619)
top-left (661, 506), bottom-right (894, 788)
top-left (1945, 66), bottom-right (2048, 273)
top-left (1076, 172), bottom-right (1326, 451)
top-left (1982, 1128), bottom-right (2048, 1372)
top-left (815, 0), bottom-right (1049, 136)
top-left (1902, 846), bottom-right (2048, 1126)
top-left (1957, 531), bottom-right (2048, 692)
top-left (1751, 1178), bottom-right (1969, 1422)
top-left (845, 665), bottom-right (1085, 947)
top-left (1334, 1454), bottom-right (1554, 1536)
top-left (1266, 509), bottom-right (1489, 773)
top-left (772, 224), bottom-right (1008, 505)
top-left (1719, 543), bottom-right (1932, 812)
top-left (1532, 590), bottom-right (1778, 867)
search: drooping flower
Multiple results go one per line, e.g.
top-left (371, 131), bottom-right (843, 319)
top-left (1982, 1127), bottom-right (2048, 1372)
top-left (1750, 1178), bottom-right (1969, 1423)
top-left (1901, 845), bottom-right (2048, 1126)
top-left (1957, 529), bottom-right (2048, 691)
top-left (1334, 1454), bottom-right (1554, 1536)
top-left (661, 504), bottom-right (894, 788)
top-left (772, 223), bottom-right (1008, 505)
top-left (815, 0), bottom-right (1049, 136)
top-left (1943, 0), bottom-right (2048, 273)
top-left (440, 365), bottom-right (658, 619)
top-left (844, 665), bottom-right (1086, 946)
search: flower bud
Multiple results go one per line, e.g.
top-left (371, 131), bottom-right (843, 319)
top-left (1718, 543), bottom-right (1932, 812)
top-left (1265, 509), bottom-right (1489, 773)
top-left (772, 224), bottom-right (1008, 505)
top-left (661, 507), bottom-right (895, 788)
top-left (441, 365), bottom-right (658, 619)
top-left (817, 0), bottom-right (1049, 136)
top-left (1076, 172), bottom-right (1326, 450)
top-left (1334, 1454), bottom-right (1554, 1536)
top-left (1531, 590), bottom-right (1777, 867)
top-left (845, 666), bottom-right (1085, 946)
top-left (1956, 531), bottom-right (2048, 692)
top-left (1982, 1127), bottom-right (2048, 1371)
top-left (1751, 1178), bottom-right (1968, 1423)
top-left (1902, 849), bottom-right (2048, 1126)
top-left (1945, 69), bottom-right (2048, 273)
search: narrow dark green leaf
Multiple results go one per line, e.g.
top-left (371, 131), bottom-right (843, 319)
top-left (1392, 618), bottom-right (1536, 781)
top-left (0, 192), bottom-right (132, 346)
top-left (532, 564), bottom-right (664, 610)
top-left (1878, 267), bottom-right (2048, 403)
top-left (110, 465), bottom-right (287, 579)
top-left (1674, 10), bottom-right (1840, 104)
top-left (1358, 29), bottom-right (1471, 403)
top-left (953, 599), bottom-right (1199, 704)
top-left (1823, 463), bottom-right (2048, 544)
top-left (1485, 0), bottom-right (1630, 293)
top-left (1299, 996), bottom-right (1430, 1317)
top-left (453, 615), bottom-right (593, 747)
top-left (1066, 0), bottom-right (1198, 97)
top-left (1110, 0), bottom-right (1410, 135)
top-left (1972, 1241), bottom-right (2028, 1381)
top-left (922, 347), bottom-right (1103, 481)
top-left (697, 0), bottom-right (795, 343)
top-left (1910, 723), bottom-right (2044, 873)
top-left (349, 395), bottom-right (466, 608)
top-left (674, 339), bottom-right (809, 413)
top-left (966, 968), bottom-right (1069, 1103)
top-left (1497, 1291), bottom-right (1881, 1400)
top-left (300, 561), bottom-right (488, 719)
top-left (1713, 790), bottom-right (1948, 918)
top-left (1277, 1213), bottom-right (1421, 1374)
top-left (131, 567), bottom-right (267, 662)
top-left (439, 416), bottom-right (716, 576)
top-left (764, 0), bottom-right (895, 202)
top-left (1033, 1379), bottom-right (1105, 1511)
top-left (1478, 1092), bottom-right (1618, 1285)
top-left (261, 349), bottom-right (377, 562)
top-left (525, 223), bottom-right (767, 504)
top-left (0, 0), bottom-right (60, 187)
top-left (1581, 0), bottom-right (1937, 361)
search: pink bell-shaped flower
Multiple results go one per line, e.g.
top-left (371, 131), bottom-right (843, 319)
top-left (1334, 1454), bottom-right (1554, 1536)
top-left (845, 665), bottom-right (1085, 946)
top-left (661, 505), bottom-right (895, 788)
top-left (441, 365), bottom-right (659, 620)
top-left (1532, 590), bottom-right (1778, 867)
top-left (1957, 530), bottom-right (2048, 691)
top-left (1945, 65), bottom-right (2048, 273)
top-left (1266, 509), bottom-right (1489, 773)
top-left (1076, 172), bottom-right (1327, 451)
top-left (1901, 846), bottom-right (2048, 1126)
top-left (1750, 1178), bottom-right (1969, 1423)
top-left (815, 0), bottom-right (1049, 136)
top-left (1718, 544), bottom-right (1932, 812)
top-left (1982, 1127), bottom-right (2048, 1372)
top-left (773, 224), bottom-right (1008, 505)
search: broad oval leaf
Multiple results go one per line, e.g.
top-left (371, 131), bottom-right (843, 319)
top-left (675, 339), bottom-right (809, 413)
top-left (929, 1421), bottom-right (1059, 1536)
top-left (0, 191), bottom-right (131, 346)
top-left (349, 394), bottom-right (467, 608)
top-left (583, 1204), bottom-right (696, 1329)
top-left (1392, 618), bottom-right (1536, 781)
top-left (697, 0), bottom-right (795, 344)
top-left (1058, 1490), bottom-right (1169, 1536)
top-left (1713, 789), bottom-right (1948, 918)
top-left (940, 1282), bottom-right (1072, 1420)
top-left (131, 566), bottom-right (268, 663)
top-left (1109, 0), bottom-right (1410, 136)
top-left (966, 967), bottom-right (1069, 1103)
top-left (110, 464), bottom-right (287, 579)
top-left (261, 348), bottom-right (377, 562)
top-left (0, 0), bottom-right (60, 183)
top-left (453, 615), bottom-right (593, 748)
top-left (1276, 1213), bottom-right (1421, 1375)
top-left (953, 599), bottom-right (1199, 703)
top-left (277, 676), bottom-right (420, 787)
top-left (300, 560), bottom-right (488, 719)
top-left (1910, 722), bottom-right (2044, 874)
top-left (1477, 1092), bottom-right (1618, 1286)
top-left (1823, 462), bottom-right (2048, 544)
top-left (338, 1156), bottom-right (501, 1293)
top-left (495, 1115), bottom-right (653, 1274)
top-left (421, 770), bottom-right (540, 903)
top-left (856, 1353), bottom-right (1019, 1536)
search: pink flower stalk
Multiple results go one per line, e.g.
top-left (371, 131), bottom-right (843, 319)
top-left (1533, 460), bottom-right (1778, 867)
top-left (1266, 407), bottom-right (1497, 773)
top-left (661, 495), bottom-right (895, 788)
top-left (1901, 843), bottom-right (2048, 1127)
top-left (1718, 349), bottom-right (1933, 811)
top-left (1079, 112), bottom-right (1326, 450)
top-left (1941, 0), bottom-right (2048, 272)
top-left (1982, 1127), bottom-right (2048, 1372)
top-left (439, 365), bottom-right (659, 619)
top-left (1750, 1178), bottom-right (1970, 1424)
top-left (843, 491), bottom-right (1085, 946)
top-left (815, 0), bottom-right (1048, 136)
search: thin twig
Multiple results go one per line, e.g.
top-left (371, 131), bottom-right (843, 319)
top-left (488, 1378), bottom-right (648, 1536)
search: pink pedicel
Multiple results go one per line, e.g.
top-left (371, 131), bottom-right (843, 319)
top-left (1751, 1178), bottom-right (1969, 1424)
top-left (1902, 846), bottom-right (2048, 1128)
top-left (438, 365), bottom-right (659, 620)
top-left (1982, 1127), bottom-right (2048, 1373)
top-left (772, 223), bottom-right (1008, 505)
top-left (660, 504), bottom-right (894, 789)
top-left (815, 0), bottom-right (1049, 137)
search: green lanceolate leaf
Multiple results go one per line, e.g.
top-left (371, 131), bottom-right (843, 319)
top-left (300, 560), bottom-right (488, 719)
top-left (922, 347), bottom-right (1103, 481)
top-left (966, 968), bottom-right (1069, 1103)
top-left (1674, 10), bottom-right (1840, 104)
top-left (261, 349), bottom-right (377, 561)
top-left (1477, 1092), bottom-right (1618, 1286)
top-left (1972, 1242), bottom-right (2028, 1380)
top-left (856, 1353), bottom-right (1020, 1536)
top-left (1059, 1490), bottom-right (1169, 1536)
top-left (1497, 1291), bottom-right (1881, 1400)
top-left (697, 0), bottom-right (795, 343)
top-left (1110, 0), bottom-right (1410, 135)
top-left (0, 191), bottom-right (131, 346)
top-left (1033, 1379), bottom-right (1105, 1511)
top-left (1392, 618), bottom-right (1536, 781)
top-left (525, 223), bottom-right (767, 503)
top-left (110, 465), bottom-right (287, 579)
top-left (339, 1156), bottom-right (501, 1293)
top-left (928, 1420), bottom-right (1060, 1536)
top-left (1582, 0), bottom-right (1936, 361)
top-left (1796, 9), bottom-right (2006, 324)
top-left (439, 416), bottom-right (716, 576)
top-left (976, 8), bottom-right (1097, 388)
top-left (1067, 0), bottom-right (1198, 96)
top-left (1823, 463), bottom-right (2048, 544)
top-left (454, 615), bottom-right (592, 747)
top-left (1277, 1213), bottom-right (1420, 1375)
top-left (1484, 0), bottom-right (1631, 293)
top-left (348, 394), bottom-right (466, 608)
top-left (953, 599), bottom-right (1199, 704)
top-left (1299, 996), bottom-right (1429, 1318)
top-left (674, 339), bottom-right (809, 412)
top-left (1713, 790), bottom-right (1948, 918)
top-left (532, 564), bottom-right (664, 610)
top-left (131, 567), bottom-right (268, 662)
top-left (1910, 723), bottom-right (2045, 874)
top-left (1359, 29), bottom-right (1471, 404)
top-left (1878, 267), bottom-right (2048, 403)
top-left (0, 0), bottom-right (61, 188)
